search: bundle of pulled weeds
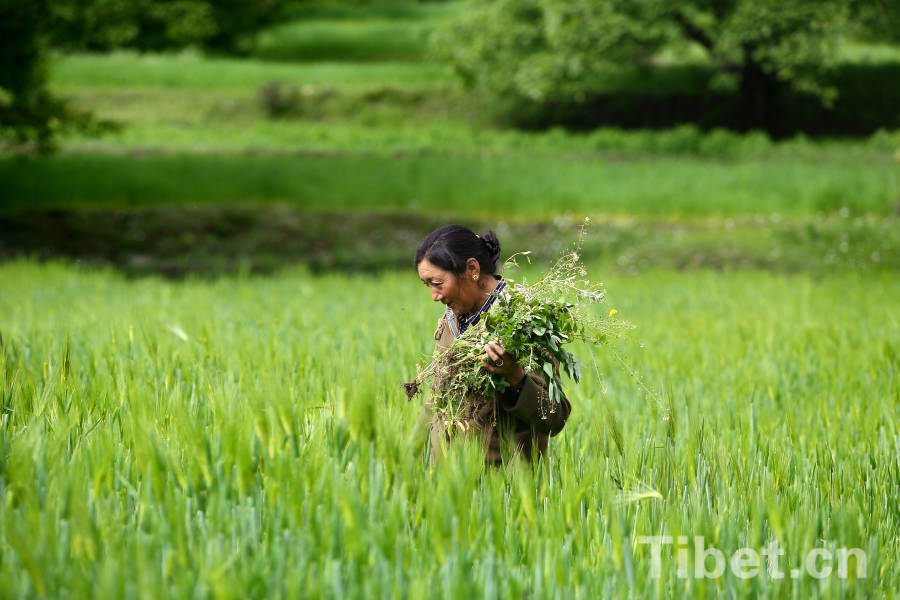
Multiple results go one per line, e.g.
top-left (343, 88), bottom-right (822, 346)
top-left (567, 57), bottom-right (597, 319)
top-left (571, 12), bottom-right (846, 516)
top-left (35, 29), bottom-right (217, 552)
top-left (403, 249), bottom-right (627, 428)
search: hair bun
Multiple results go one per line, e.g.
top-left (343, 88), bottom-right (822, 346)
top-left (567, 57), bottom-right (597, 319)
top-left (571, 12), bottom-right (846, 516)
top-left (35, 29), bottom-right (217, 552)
top-left (480, 230), bottom-right (501, 263)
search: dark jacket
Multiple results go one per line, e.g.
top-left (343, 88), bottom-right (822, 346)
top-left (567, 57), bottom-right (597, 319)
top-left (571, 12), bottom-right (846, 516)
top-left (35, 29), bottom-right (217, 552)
top-left (412, 311), bottom-right (571, 465)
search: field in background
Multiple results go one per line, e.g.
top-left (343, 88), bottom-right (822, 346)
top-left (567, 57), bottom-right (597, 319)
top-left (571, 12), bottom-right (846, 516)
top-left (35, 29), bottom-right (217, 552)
top-left (11, 43), bottom-right (898, 276)
top-left (1, 262), bottom-right (897, 596)
top-left (4, 207), bottom-right (897, 278)
top-left (50, 51), bottom-right (452, 90)
top-left (47, 52), bottom-right (900, 154)
top-left (4, 152), bottom-right (897, 217)
top-left (23, 2), bottom-right (897, 231)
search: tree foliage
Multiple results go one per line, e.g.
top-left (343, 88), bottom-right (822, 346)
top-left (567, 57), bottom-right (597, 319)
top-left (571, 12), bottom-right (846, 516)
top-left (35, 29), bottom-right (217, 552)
top-left (0, 0), bottom-right (81, 151)
top-left (849, 0), bottom-right (900, 44)
top-left (49, 0), bottom-right (289, 54)
top-left (434, 0), bottom-right (900, 129)
top-left (0, 0), bottom-right (289, 150)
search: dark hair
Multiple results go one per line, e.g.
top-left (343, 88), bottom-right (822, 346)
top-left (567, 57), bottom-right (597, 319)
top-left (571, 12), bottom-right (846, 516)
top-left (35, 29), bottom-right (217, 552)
top-left (415, 225), bottom-right (501, 275)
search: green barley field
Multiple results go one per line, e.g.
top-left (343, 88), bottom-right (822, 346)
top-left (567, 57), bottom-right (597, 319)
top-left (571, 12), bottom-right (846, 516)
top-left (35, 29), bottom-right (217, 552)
top-left (3, 2), bottom-right (900, 597)
top-left (1, 262), bottom-right (898, 597)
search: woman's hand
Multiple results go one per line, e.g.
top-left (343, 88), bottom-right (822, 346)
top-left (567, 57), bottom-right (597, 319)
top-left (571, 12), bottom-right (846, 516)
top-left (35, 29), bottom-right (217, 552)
top-left (482, 341), bottom-right (525, 387)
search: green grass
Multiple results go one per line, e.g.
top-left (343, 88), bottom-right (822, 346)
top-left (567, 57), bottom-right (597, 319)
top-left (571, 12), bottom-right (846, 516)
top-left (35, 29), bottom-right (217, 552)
top-left (832, 41), bottom-right (900, 64)
top-left (283, 0), bottom-right (462, 21)
top-left (2, 152), bottom-right (897, 218)
top-left (254, 19), bottom-right (436, 62)
top-left (56, 114), bottom-right (900, 163)
top-left (49, 52), bottom-right (452, 92)
top-left (252, 0), bottom-right (461, 62)
top-left (45, 52), bottom-right (900, 161)
top-left (1, 261), bottom-right (897, 596)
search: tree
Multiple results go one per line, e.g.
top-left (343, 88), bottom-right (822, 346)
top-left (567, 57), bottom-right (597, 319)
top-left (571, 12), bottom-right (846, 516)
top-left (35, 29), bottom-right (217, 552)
top-left (48, 0), bottom-right (288, 55)
top-left (434, 0), bottom-right (898, 130)
top-left (203, 0), bottom-right (289, 55)
top-left (849, 0), bottom-right (900, 44)
top-left (1, 0), bottom-right (288, 150)
top-left (0, 0), bottom-right (74, 151)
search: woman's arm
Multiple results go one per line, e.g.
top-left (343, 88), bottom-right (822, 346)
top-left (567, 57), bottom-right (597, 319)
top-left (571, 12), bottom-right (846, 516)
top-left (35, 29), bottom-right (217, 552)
top-left (483, 341), bottom-right (571, 436)
top-left (499, 370), bottom-right (571, 436)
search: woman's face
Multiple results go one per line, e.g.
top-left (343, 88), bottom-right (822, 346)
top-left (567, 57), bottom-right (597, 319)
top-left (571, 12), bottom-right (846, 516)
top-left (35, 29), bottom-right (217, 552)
top-left (417, 258), bottom-right (479, 315)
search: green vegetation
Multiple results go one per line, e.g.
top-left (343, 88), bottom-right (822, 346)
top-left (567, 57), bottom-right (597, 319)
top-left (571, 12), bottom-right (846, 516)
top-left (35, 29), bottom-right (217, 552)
top-left (436, 0), bottom-right (900, 131)
top-left (9, 43), bottom-right (899, 277)
top-left (3, 152), bottom-right (896, 218)
top-left (7, 0), bottom-right (900, 148)
top-left (50, 52), bottom-right (452, 91)
top-left (3, 3), bottom-right (900, 596)
top-left (1, 263), bottom-right (897, 596)
top-left (2, 208), bottom-right (897, 277)
top-left (48, 0), bottom-right (290, 54)
top-left (5, 1), bottom-right (899, 279)
top-left (253, 2), bottom-right (461, 62)
top-left (1, 0), bottom-right (292, 149)
top-left (0, 0), bottom-right (86, 151)
top-left (284, 1), bottom-right (462, 21)
top-left (255, 19), bottom-right (436, 63)
top-left (44, 60), bottom-right (900, 159)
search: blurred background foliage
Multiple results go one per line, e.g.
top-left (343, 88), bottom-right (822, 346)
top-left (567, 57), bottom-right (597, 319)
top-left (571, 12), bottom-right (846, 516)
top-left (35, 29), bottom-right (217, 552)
top-left (433, 0), bottom-right (900, 132)
top-left (2, 0), bottom-right (291, 149)
top-left (2, 0), bottom-right (899, 148)
top-left (0, 0), bottom-right (898, 274)
top-left (47, 0), bottom-right (286, 54)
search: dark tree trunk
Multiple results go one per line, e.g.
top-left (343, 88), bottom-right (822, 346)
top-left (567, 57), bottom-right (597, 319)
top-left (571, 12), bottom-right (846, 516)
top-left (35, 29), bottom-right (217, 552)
top-left (738, 55), bottom-right (781, 132)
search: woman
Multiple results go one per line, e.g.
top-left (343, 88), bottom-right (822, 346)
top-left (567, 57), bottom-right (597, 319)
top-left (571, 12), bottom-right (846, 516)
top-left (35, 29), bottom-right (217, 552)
top-left (411, 225), bottom-right (571, 465)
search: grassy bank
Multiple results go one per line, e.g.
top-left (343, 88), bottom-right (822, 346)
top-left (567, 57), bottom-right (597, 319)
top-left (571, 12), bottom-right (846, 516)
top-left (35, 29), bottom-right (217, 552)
top-left (1, 263), bottom-right (897, 596)
top-left (2, 152), bottom-right (896, 218)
